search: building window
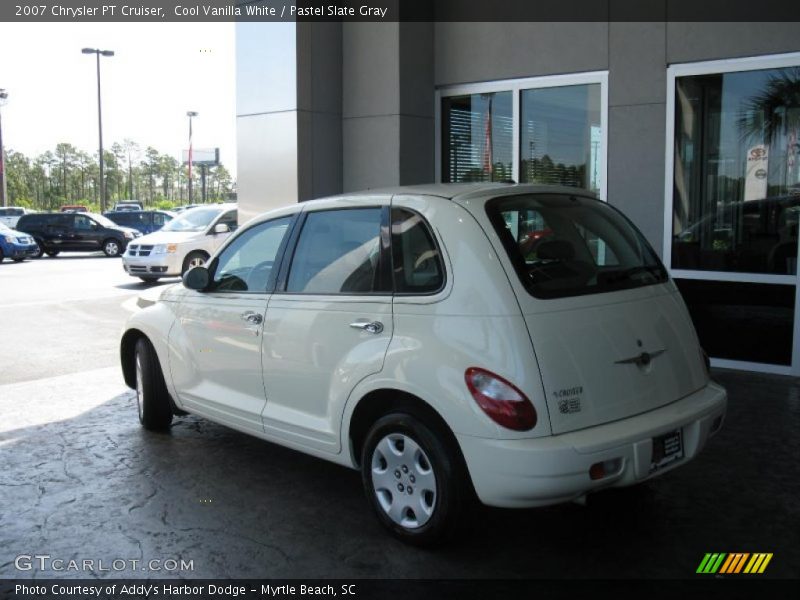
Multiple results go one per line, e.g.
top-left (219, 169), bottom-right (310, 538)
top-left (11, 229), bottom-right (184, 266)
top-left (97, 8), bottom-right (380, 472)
top-left (520, 84), bottom-right (601, 194)
top-left (441, 92), bottom-right (513, 183)
top-left (667, 53), bottom-right (800, 374)
top-left (438, 73), bottom-right (607, 198)
top-left (672, 67), bottom-right (800, 275)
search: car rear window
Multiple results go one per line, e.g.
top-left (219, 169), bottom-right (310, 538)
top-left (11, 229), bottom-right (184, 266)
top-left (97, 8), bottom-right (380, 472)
top-left (486, 194), bottom-right (667, 299)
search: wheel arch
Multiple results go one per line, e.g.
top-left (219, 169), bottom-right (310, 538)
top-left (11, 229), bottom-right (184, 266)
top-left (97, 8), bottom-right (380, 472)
top-left (348, 388), bottom-right (466, 472)
top-left (120, 328), bottom-right (147, 389)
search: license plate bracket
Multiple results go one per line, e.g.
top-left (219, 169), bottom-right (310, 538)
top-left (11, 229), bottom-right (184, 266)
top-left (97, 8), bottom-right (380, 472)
top-left (650, 429), bottom-right (683, 472)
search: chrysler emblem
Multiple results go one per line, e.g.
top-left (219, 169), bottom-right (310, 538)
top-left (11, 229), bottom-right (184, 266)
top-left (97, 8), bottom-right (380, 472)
top-left (615, 349), bottom-right (666, 367)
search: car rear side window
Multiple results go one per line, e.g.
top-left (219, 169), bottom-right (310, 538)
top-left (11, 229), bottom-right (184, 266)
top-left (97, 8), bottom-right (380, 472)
top-left (487, 194), bottom-right (667, 299)
top-left (391, 208), bottom-right (444, 294)
top-left (287, 208), bottom-right (385, 294)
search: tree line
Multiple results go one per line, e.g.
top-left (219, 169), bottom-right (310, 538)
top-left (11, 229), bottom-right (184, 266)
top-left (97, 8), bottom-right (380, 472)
top-left (4, 139), bottom-right (235, 211)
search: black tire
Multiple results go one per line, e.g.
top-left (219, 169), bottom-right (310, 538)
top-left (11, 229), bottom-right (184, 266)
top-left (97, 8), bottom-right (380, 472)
top-left (45, 250), bottom-right (60, 257)
top-left (31, 241), bottom-right (44, 259)
top-left (0, 247), bottom-right (4, 263)
top-left (361, 413), bottom-right (470, 546)
top-left (134, 337), bottom-right (173, 431)
top-left (139, 276), bottom-right (160, 284)
top-left (13, 258), bottom-right (25, 263)
top-left (182, 251), bottom-right (209, 275)
top-left (102, 238), bottom-right (122, 257)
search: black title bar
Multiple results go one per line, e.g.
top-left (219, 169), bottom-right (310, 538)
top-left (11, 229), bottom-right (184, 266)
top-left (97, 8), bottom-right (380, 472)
top-left (2, 0), bottom-right (800, 22)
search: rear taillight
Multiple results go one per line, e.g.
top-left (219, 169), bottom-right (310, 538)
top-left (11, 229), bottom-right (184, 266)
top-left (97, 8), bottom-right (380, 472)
top-left (464, 367), bottom-right (537, 431)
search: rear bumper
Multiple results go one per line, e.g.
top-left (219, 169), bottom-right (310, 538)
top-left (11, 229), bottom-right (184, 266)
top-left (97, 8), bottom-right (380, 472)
top-left (457, 381), bottom-right (727, 508)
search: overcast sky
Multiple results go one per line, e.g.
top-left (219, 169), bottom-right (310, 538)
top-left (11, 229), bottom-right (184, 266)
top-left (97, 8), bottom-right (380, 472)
top-left (0, 22), bottom-right (237, 175)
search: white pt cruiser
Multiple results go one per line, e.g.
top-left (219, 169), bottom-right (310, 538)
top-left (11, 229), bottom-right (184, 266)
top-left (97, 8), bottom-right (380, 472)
top-left (120, 184), bottom-right (727, 545)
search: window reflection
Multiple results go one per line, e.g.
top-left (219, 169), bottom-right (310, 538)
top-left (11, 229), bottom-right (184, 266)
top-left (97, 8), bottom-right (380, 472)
top-left (519, 84), bottom-right (601, 194)
top-left (673, 67), bottom-right (800, 275)
top-left (441, 92), bottom-right (513, 183)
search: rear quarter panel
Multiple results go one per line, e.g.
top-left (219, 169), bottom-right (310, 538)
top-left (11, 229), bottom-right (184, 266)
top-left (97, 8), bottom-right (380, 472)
top-left (340, 195), bottom-right (552, 460)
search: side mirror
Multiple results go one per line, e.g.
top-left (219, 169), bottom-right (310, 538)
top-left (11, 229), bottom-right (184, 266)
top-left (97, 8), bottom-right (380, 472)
top-left (213, 223), bottom-right (230, 234)
top-left (182, 266), bottom-right (210, 291)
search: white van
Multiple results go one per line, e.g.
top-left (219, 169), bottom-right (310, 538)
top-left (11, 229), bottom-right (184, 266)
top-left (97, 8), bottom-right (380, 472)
top-left (0, 206), bottom-right (33, 228)
top-left (120, 184), bottom-right (726, 544)
top-left (121, 204), bottom-right (237, 282)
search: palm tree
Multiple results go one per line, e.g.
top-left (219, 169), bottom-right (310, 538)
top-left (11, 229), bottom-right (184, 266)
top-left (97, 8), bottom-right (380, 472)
top-left (737, 67), bottom-right (800, 145)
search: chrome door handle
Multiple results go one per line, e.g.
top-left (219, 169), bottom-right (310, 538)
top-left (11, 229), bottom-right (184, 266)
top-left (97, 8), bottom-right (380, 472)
top-left (241, 311), bottom-right (263, 324)
top-left (349, 320), bottom-right (384, 334)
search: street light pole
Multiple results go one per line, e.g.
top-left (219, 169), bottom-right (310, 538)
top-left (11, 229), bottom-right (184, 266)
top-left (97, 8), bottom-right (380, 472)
top-left (0, 89), bottom-right (8, 208)
top-left (186, 111), bottom-right (198, 204)
top-left (82, 48), bottom-right (114, 212)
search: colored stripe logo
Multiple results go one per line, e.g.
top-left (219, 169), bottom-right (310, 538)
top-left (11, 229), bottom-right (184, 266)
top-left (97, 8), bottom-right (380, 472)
top-left (697, 553), bottom-right (773, 574)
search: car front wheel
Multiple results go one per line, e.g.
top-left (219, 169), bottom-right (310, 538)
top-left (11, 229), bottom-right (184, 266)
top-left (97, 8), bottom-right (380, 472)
top-left (103, 239), bottom-right (122, 257)
top-left (31, 241), bottom-right (44, 258)
top-left (134, 337), bottom-right (173, 431)
top-left (361, 413), bottom-right (469, 546)
top-left (182, 251), bottom-right (208, 275)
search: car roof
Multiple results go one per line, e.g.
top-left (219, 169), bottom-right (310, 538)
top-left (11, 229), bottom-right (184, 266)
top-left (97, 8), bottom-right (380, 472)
top-left (246, 183), bottom-right (599, 228)
top-left (304, 183), bottom-right (597, 207)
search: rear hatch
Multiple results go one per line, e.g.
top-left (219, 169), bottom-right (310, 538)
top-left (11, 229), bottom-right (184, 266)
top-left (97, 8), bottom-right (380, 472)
top-left (523, 288), bottom-right (707, 434)
top-left (481, 190), bottom-right (707, 434)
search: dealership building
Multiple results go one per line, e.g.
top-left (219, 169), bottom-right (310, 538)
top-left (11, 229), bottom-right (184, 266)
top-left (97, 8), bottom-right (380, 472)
top-left (235, 21), bottom-right (800, 376)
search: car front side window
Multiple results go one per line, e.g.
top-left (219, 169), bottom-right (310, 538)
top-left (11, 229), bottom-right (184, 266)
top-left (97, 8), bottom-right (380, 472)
top-left (209, 217), bottom-right (293, 293)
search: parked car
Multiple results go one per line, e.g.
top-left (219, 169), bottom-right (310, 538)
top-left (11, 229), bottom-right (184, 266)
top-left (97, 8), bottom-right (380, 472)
top-left (113, 201), bottom-right (144, 211)
top-left (122, 204), bottom-right (237, 282)
top-left (120, 184), bottom-right (727, 545)
top-left (0, 222), bottom-right (39, 263)
top-left (0, 206), bottom-right (35, 229)
top-left (104, 210), bottom-right (176, 235)
top-left (16, 212), bottom-right (142, 257)
top-left (172, 204), bottom-right (201, 213)
top-left (59, 205), bottom-right (89, 213)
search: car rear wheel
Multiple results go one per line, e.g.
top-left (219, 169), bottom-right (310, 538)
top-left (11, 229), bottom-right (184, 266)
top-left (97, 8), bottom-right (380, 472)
top-left (13, 258), bottom-right (25, 263)
top-left (134, 337), bottom-right (173, 431)
top-left (102, 239), bottom-right (121, 257)
top-left (45, 250), bottom-right (60, 257)
top-left (31, 242), bottom-right (44, 258)
top-left (0, 247), bottom-right (4, 263)
top-left (361, 413), bottom-right (469, 546)
top-left (182, 251), bottom-right (208, 275)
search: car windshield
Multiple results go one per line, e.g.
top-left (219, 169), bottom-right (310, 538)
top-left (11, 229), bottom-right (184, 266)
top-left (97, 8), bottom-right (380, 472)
top-left (89, 214), bottom-right (118, 228)
top-left (486, 193), bottom-right (667, 299)
top-left (161, 207), bottom-right (223, 232)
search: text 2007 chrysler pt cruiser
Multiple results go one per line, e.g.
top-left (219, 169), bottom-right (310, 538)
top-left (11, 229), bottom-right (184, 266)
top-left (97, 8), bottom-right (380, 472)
top-left (120, 184), bottom-right (727, 545)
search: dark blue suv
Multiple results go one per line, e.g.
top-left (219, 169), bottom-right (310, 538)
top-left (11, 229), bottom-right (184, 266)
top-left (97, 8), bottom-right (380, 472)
top-left (0, 222), bottom-right (39, 263)
top-left (104, 210), bottom-right (175, 235)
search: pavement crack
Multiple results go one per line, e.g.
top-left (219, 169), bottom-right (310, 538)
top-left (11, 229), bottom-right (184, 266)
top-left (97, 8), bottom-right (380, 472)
top-left (176, 527), bottom-right (289, 562)
top-left (128, 486), bottom-right (159, 513)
